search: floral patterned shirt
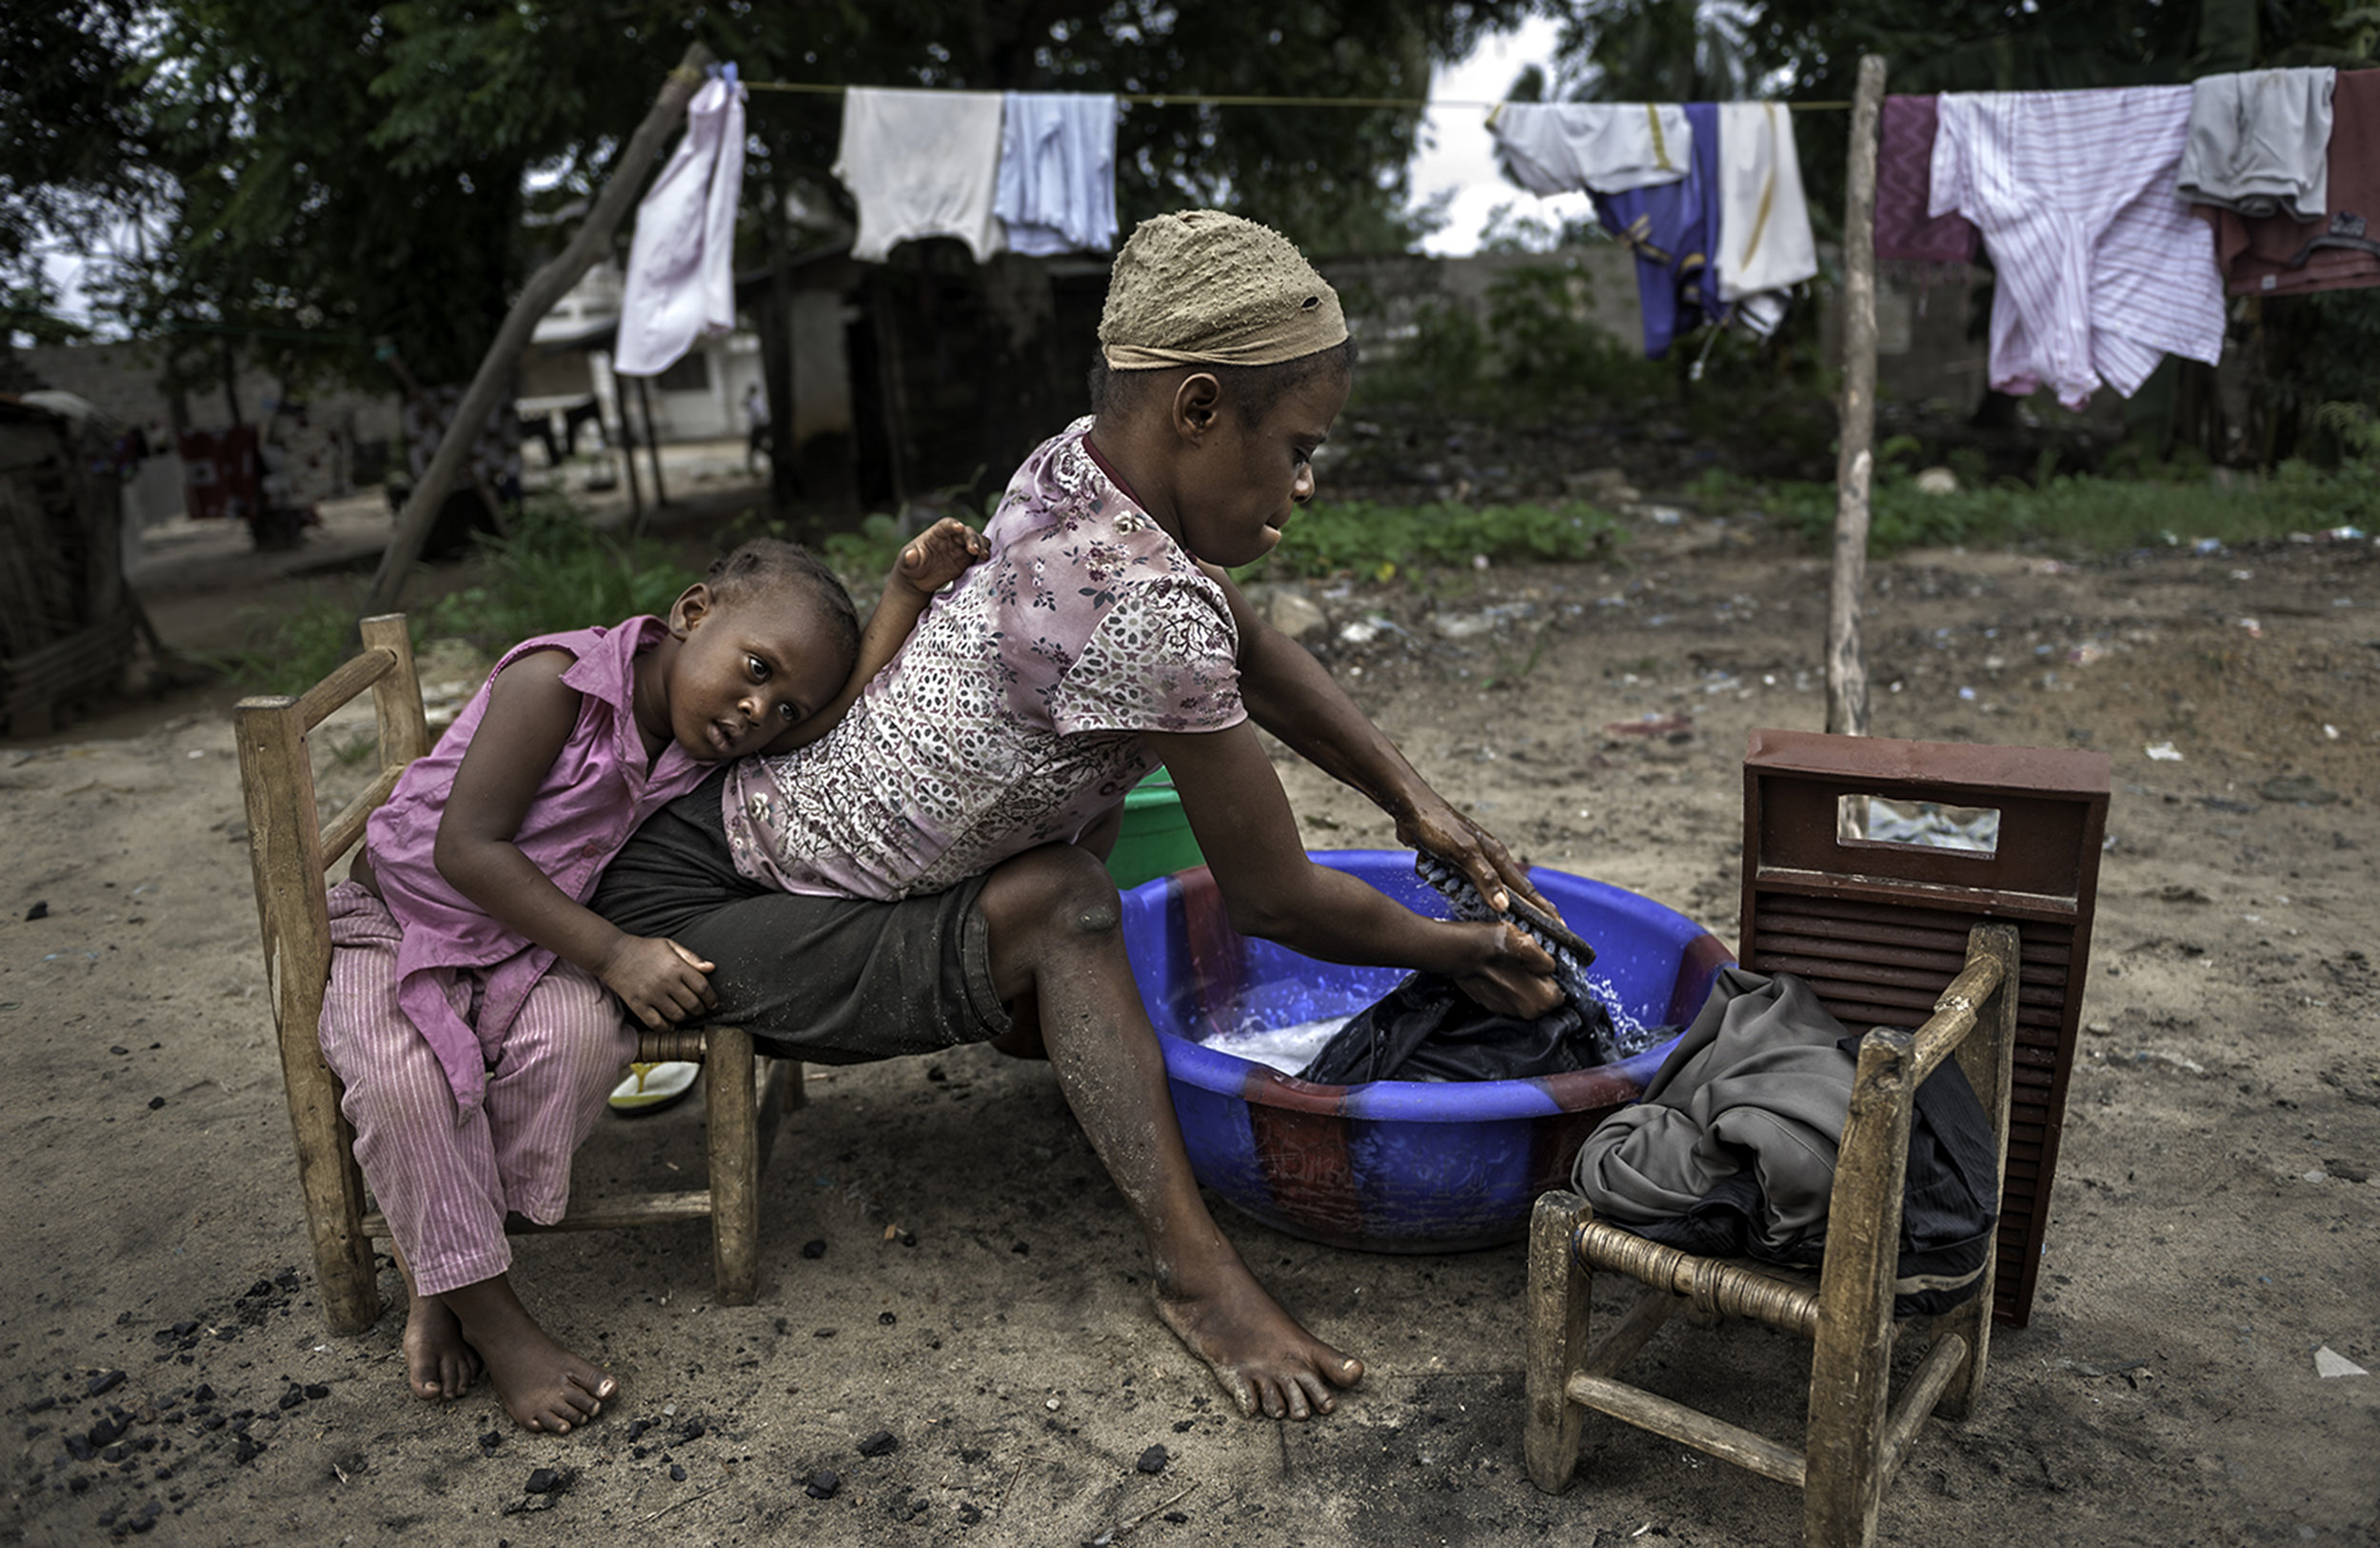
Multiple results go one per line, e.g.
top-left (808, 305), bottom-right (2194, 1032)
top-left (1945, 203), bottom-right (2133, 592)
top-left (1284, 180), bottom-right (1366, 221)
top-left (722, 418), bottom-right (1245, 899)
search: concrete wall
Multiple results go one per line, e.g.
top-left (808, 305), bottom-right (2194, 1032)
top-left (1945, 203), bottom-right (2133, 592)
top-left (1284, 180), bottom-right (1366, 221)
top-left (17, 340), bottom-right (403, 516)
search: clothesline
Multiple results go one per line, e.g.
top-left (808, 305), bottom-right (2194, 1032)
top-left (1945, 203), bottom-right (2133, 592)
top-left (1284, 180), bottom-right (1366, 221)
top-left (743, 79), bottom-right (1854, 111)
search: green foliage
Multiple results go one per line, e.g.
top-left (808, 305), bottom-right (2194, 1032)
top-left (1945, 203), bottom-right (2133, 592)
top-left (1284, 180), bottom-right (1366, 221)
top-left (212, 495), bottom-right (697, 695)
top-left (207, 596), bottom-right (426, 699)
top-left (1236, 498), bottom-right (1624, 582)
top-left (421, 495), bottom-right (695, 655)
top-left (1723, 462), bottom-right (2380, 558)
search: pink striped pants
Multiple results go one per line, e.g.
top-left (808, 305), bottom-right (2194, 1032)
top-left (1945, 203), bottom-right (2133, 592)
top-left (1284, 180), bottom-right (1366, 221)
top-left (318, 883), bottom-right (637, 1297)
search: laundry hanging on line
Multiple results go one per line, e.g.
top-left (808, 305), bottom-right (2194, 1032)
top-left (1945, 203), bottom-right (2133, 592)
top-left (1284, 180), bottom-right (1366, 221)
top-left (996, 92), bottom-right (1121, 255)
top-left (615, 63), bottom-right (746, 377)
top-left (2199, 68), bottom-right (2380, 298)
top-left (1874, 94), bottom-right (1980, 267)
top-left (1487, 98), bottom-right (1816, 360)
top-left (2178, 67), bottom-right (2336, 222)
top-left (1930, 86), bottom-right (2227, 409)
top-left (836, 88), bottom-right (1122, 262)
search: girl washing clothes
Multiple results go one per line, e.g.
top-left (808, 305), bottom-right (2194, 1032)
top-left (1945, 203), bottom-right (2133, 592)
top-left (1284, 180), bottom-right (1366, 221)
top-left (322, 523), bottom-right (984, 1433)
top-left (592, 211), bottom-right (1565, 1422)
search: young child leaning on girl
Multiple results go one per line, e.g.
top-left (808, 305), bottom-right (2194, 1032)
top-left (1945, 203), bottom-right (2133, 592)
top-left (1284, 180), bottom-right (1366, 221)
top-left (320, 520), bottom-right (985, 1434)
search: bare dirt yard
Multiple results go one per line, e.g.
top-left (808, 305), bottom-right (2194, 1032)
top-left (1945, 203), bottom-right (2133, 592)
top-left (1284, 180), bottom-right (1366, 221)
top-left (3, 498), bottom-right (2375, 1547)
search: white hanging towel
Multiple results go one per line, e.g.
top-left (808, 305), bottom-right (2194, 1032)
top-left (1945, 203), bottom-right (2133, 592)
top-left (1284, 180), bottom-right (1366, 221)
top-left (615, 66), bottom-right (746, 377)
top-left (1714, 102), bottom-right (1820, 302)
top-left (836, 87), bottom-right (1006, 263)
top-left (995, 92), bottom-right (1120, 255)
top-left (2177, 68), bottom-right (2335, 221)
top-left (1488, 102), bottom-right (1695, 195)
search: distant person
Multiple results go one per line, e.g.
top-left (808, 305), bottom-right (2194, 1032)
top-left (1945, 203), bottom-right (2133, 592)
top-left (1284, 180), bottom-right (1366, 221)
top-left (592, 210), bottom-right (1562, 1422)
top-left (744, 382), bottom-right (770, 473)
top-left (322, 524), bottom-right (984, 1433)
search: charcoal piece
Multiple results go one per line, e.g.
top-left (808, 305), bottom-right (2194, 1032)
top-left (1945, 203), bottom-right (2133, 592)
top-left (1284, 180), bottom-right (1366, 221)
top-left (857, 1429), bottom-right (898, 1458)
top-left (525, 1467), bottom-right (561, 1495)
top-left (303, 1384), bottom-right (328, 1400)
top-left (800, 1239), bottom-right (827, 1260)
top-left (668, 1463), bottom-right (686, 1482)
top-left (1136, 1444), bottom-right (1169, 1475)
top-left (87, 1371), bottom-right (126, 1398)
top-left (277, 1387), bottom-right (305, 1411)
top-left (25, 901), bottom-right (47, 920)
top-left (804, 1468), bottom-right (841, 1499)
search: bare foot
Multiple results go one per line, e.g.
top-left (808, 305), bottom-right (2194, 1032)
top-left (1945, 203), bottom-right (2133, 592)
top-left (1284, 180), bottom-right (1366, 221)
top-left (403, 1291), bottom-right (481, 1399)
top-left (439, 1276), bottom-right (617, 1433)
top-left (1155, 1266), bottom-right (1364, 1420)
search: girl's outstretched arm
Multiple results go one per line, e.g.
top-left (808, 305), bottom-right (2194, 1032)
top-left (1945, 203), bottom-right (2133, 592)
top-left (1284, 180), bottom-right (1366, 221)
top-left (762, 517), bottom-right (987, 753)
top-left (434, 649), bottom-right (717, 1028)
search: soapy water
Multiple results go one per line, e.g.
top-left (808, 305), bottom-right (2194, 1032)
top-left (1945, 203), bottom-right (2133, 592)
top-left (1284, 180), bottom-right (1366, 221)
top-left (1207, 1016), bottom-right (1349, 1076)
top-left (1200, 975), bottom-right (1656, 1079)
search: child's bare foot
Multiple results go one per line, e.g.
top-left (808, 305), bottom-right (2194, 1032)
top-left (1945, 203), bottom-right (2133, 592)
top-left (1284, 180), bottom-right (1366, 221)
top-left (403, 1291), bottom-right (481, 1399)
top-left (440, 1277), bottom-right (617, 1433)
top-left (1155, 1266), bottom-right (1363, 1420)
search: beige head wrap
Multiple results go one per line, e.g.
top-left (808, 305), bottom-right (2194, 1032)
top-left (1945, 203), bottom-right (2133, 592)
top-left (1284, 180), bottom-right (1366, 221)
top-left (1098, 209), bottom-right (1348, 370)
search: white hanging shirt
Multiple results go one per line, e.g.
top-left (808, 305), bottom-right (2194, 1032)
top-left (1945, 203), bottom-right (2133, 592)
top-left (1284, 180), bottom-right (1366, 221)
top-left (836, 88), bottom-right (1006, 263)
top-left (1489, 102), bottom-right (1695, 195)
top-left (1714, 102), bottom-right (1819, 302)
top-left (995, 92), bottom-right (1120, 255)
top-left (615, 69), bottom-right (746, 377)
top-left (1932, 87), bottom-right (2225, 408)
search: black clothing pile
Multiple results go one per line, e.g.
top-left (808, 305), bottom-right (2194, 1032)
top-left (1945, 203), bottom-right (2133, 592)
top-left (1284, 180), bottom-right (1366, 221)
top-left (1294, 854), bottom-right (1663, 1084)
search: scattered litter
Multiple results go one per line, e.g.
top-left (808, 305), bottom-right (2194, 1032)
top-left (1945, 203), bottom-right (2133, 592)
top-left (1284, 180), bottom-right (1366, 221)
top-left (2145, 743), bottom-right (2184, 762)
top-left (2192, 537), bottom-right (2225, 556)
top-left (2258, 774), bottom-right (2337, 805)
top-left (2313, 1346), bottom-right (2368, 1379)
top-left (1957, 685), bottom-right (1977, 701)
top-left (187, 748), bottom-right (207, 760)
top-left (2327, 526), bottom-right (2367, 542)
top-left (2324, 724), bottom-right (2340, 741)
top-left (2231, 569), bottom-right (2254, 581)
top-left (2239, 618), bottom-right (2263, 638)
top-left (2067, 643), bottom-right (2109, 666)
top-left (1602, 712), bottom-right (1694, 741)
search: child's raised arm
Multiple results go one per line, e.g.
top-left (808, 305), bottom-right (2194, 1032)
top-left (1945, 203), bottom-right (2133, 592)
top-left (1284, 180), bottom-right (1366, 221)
top-left (435, 650), bottom-right (718, 1028)
top-left (762, 516), bottom-right (987, 753)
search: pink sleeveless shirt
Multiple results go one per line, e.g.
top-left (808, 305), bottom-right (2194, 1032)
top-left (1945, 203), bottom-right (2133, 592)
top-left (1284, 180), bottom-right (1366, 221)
top-left (363, 617), bottom-right (709, 1109)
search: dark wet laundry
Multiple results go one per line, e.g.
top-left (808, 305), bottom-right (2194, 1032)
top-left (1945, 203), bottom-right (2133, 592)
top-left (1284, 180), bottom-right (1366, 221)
top-left (1293, 854), bottom-right (1663, 1083)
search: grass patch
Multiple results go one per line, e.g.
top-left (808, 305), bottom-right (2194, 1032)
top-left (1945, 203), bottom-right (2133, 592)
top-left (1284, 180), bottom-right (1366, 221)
top-left (211, 495), bottom-right (704, 696)
top-left (1694, 461), bottom-right (2380, 556)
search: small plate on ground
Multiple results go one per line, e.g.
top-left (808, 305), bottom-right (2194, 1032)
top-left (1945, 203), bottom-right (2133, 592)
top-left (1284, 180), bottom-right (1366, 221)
top-left (608, 1061), bottom-right (699, 1114)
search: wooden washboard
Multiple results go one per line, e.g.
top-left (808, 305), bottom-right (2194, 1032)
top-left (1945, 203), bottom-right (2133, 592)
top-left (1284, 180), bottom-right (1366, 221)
top-left (1738, 729), bottom-right (2110, 1326)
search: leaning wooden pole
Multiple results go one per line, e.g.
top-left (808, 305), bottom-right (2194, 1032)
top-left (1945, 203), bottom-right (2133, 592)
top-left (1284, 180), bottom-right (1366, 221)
top-left (1826, 53), bottom-right (1888, 738)
top-left (362, 40), bottom-right (714, 617)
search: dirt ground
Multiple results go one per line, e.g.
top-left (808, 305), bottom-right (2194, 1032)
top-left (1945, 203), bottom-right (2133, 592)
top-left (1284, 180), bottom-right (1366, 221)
top-left (3, 489), bottom-right (2375, 1548)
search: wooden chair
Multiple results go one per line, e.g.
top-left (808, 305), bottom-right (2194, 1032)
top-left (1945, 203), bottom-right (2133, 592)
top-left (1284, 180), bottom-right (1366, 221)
top-left (233, 613), bottom-right (798, 1335)
top-left (1524, 730), bottom-right (2109, 1548)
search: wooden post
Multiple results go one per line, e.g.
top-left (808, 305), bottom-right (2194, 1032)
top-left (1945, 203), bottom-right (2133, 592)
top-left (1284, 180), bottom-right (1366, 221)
top-left (1826, 53), bottom-right (1887, 738)
top-left (636, 375), bottom-right (668, 507)
top-left (362, 41), bottom-right (713, 616)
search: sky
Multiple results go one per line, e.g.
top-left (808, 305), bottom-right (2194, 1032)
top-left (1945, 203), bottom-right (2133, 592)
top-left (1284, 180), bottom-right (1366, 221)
top-left (1404, 14), bottom-right (1591, 254)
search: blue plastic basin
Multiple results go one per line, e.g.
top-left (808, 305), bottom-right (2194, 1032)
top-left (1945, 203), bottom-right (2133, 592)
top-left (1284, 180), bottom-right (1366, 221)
top-left (1119, 850), bottom-right (1732, 1253)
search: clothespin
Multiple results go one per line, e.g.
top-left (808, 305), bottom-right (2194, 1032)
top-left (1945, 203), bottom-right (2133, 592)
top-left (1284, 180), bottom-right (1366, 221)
top-left (1485, 101), bottom-right (1506, 129)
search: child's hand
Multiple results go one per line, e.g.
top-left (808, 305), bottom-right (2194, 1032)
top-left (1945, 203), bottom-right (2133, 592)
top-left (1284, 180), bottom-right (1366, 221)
top-left (597, 935), bottom-right (719, 1028)
top-left (893, 517), bottom-right (988, 599)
